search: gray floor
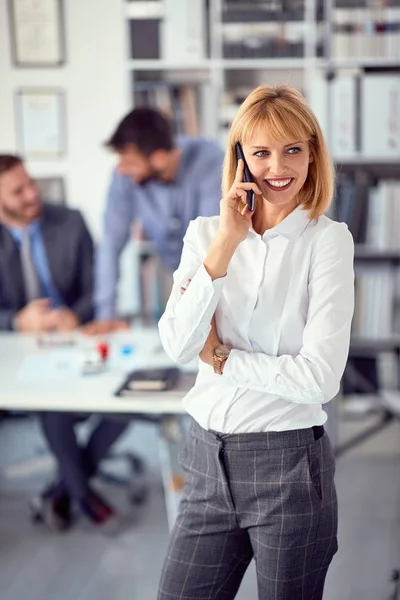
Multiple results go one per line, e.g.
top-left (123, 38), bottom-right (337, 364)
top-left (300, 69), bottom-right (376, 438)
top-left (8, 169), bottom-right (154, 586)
top-left (0, 415), bottom-right (399, 600)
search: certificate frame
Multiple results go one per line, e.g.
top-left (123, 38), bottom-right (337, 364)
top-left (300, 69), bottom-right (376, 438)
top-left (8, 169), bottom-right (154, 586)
top-left (15, 88), bottom-right (66, 160)
top-left (8, 0), bottom-right (66, 68)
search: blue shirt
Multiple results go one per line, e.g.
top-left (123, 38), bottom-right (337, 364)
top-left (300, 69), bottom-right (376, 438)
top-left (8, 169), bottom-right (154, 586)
top-left (95, 136), bottom-right (224, 319)
top-left (8, 221), bottom-right (64, 308)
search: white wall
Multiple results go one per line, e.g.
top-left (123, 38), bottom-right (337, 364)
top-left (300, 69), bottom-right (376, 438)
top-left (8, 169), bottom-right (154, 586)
top-left (0, 0), bottom-right (129, 240)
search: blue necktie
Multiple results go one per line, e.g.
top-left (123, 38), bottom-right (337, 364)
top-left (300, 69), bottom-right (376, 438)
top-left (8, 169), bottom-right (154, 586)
top-left (20, 229), bottom-right (42, 301)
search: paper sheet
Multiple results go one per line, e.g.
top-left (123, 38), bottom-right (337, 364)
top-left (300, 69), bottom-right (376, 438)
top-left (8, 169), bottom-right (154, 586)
top-left (18, 350), bottom-right (81, 382)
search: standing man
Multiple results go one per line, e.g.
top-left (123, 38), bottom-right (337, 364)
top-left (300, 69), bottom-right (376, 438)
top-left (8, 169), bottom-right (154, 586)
top-left (85, 107), bottom-right (224, 334)
top-left (0, 155), bottom-right (127, 530)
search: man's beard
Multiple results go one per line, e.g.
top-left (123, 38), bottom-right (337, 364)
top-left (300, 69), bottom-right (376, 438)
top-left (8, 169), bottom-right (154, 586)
top-left (138, 166), bottom-right (169, 186)
top-left (1, 201), bottom-right (42, 225)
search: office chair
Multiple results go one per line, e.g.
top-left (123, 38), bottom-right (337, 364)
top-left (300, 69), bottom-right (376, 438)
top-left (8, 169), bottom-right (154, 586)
top-left (390, 570), bottom-right (400, 600)
top-left (29, 414), bottom-right (158, 528)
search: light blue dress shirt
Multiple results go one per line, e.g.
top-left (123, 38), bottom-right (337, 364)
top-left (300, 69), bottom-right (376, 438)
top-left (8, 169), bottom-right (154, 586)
top-left (95, 136), bottom-right (224, 319)
top-left (8, 221), bottom-right (64, 308)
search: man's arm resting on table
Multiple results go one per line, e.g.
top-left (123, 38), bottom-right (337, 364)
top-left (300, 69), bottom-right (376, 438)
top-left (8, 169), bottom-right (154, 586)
top-left (0, 309), bottom-right (16, 331)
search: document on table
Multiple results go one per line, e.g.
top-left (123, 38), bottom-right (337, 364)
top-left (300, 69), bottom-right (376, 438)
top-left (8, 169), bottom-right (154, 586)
top-left (18, 350), bottom-right (81, 382)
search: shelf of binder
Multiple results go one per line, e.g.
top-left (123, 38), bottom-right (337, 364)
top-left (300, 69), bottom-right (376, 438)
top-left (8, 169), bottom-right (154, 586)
top-left (219, 0), bottom-right (325, 59)
top-left (132, 240), bottom-right (165, 321)
top-left (221, 0), bottom-right (325, 24)
top-left (336, 159), bottom-right (400, 168)
top-left (351, 335), bottom-right (400, 354)
top-left (354, 247), bottom-right (400, 263)
top-left (334, 170), bottom-right (400, 342)
top-left (311, 74), bottom-right (400, 161)
top-left (132, 77), bottom-right (203, 136)
top-left (126, 0), bottom-right (324, 65)
top-left (219, 24), bottom-right (324, 60)
top-left (332, 4), bottom-right (400, 62)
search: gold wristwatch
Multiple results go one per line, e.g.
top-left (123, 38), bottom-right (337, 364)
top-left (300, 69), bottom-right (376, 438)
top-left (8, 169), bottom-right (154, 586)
top-left (212, 345), bottom-right (231, 375)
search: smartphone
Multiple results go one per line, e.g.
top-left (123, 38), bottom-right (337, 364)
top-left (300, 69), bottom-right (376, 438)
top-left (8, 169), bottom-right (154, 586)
top-left (235, 142), bottom-right (255, 212)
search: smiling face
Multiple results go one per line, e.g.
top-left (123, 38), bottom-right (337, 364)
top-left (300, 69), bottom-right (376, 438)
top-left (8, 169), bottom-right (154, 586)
top-left (242, 135), bottom-right (311, 214)
top-left (0, 163), bottom-right (42, 226)
top-left (223, 85), bottom-right (335, 223)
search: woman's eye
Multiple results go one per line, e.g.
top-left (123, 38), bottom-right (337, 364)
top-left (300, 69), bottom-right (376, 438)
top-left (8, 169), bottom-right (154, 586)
top-left (253, 147), bottom-right (302, 158)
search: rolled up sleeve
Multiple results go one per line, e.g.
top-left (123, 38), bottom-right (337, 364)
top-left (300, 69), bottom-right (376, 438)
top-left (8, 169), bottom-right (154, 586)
top-left (158, 219), bottom-right (225, 364)
top-left (94, 171), bottom-right (135, 319)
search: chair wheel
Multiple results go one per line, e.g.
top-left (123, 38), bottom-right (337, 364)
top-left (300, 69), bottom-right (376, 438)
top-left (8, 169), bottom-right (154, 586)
top-left (129, 486), bottom-right (149, 505)
top-left (128, 454), bottom-right (146, 476)
top-left (29, 497), bottom-right (44, 523)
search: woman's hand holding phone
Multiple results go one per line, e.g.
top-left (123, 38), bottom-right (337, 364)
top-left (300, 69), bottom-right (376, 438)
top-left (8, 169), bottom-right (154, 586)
top-left (203, 159), bottom-right (261, 281)
top-left (218, 159), bottom-right (261, 246)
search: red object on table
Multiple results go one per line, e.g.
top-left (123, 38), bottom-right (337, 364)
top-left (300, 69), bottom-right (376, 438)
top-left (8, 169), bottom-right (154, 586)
top-left (97, 341), bottom-right (109, 362)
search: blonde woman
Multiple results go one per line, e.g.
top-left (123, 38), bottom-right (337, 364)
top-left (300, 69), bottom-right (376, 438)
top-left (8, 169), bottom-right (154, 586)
top-left (157, 84), bottom-right (354, 600)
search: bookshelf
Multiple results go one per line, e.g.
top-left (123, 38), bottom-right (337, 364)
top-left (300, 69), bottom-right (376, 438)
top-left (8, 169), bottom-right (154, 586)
top-left (324, 0), bottom-right (400, 441)
top-left (329, 102), bottom-right (400, 503)
top-left (125, 0), bottom-right (328, 142)
top-left (333, 158), bottom-right (400, 385)
top-left (320, 0), bottom-right (400, 160)
top-left (125, 1), bottom-right (400, 155)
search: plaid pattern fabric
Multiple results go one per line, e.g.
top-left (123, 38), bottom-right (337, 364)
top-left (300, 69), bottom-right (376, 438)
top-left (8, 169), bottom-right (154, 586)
top-left (158, 419), bottom-right (338, 600)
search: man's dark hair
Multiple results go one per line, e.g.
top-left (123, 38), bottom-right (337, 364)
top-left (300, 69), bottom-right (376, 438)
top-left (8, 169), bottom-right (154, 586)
top-left (106, 108), bottom-right (174, 156)
top-left (0, 154), bottom-right (23, 176)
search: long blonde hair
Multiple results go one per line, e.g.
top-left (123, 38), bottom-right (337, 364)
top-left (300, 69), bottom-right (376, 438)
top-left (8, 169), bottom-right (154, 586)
top-left (222, 84), bottom-right (334, 219)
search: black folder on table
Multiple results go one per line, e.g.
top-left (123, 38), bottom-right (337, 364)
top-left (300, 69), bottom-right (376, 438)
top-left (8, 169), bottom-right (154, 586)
top-left (115, 367), bottom-right (180, 397)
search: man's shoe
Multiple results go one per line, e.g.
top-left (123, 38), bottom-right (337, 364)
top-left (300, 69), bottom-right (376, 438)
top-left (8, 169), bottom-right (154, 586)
top-left (30, 482), bottom-right (71, 532)
top-left (79, 488), bottom-right (115, 525)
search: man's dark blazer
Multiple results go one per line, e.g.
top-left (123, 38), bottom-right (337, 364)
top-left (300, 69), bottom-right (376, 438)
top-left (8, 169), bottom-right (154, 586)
top-left (0, 203), bottom-right (94, 330)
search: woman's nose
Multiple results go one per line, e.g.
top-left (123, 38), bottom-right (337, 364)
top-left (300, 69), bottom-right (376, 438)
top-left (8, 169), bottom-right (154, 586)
top-left (268, 153), bottom-right (286, 175)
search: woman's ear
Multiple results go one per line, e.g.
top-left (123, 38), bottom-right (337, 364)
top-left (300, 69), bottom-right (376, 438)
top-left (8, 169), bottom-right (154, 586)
top-left (309, 153), bottom-right (314, 163)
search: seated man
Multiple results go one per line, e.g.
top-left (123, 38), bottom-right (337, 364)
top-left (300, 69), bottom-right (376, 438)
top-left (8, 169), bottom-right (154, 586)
top-left (0, 154), bottom-right (126, 530)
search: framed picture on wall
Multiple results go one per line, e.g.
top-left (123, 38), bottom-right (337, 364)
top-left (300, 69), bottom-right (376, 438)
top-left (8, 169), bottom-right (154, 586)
top-left (35, 176), bottom-right (66, 205)
top-left (15, 88), bottom-right (66, 159)
top-left (8, 0), bottom-right (66, 67)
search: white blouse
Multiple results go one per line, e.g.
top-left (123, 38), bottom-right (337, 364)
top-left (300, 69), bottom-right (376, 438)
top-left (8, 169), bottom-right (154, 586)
top-left (158, 205), bottom-right (355, 433)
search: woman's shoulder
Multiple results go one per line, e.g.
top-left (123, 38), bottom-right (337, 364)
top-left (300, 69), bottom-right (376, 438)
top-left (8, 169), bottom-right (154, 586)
top-left (183, 216), bottom-right (220, 256)
top-left (309, 214), bottom-right (353, 241)
top-left (306, 214), bottom-right (354, 257)
top-left (185, 215), bottom-right (220, 241)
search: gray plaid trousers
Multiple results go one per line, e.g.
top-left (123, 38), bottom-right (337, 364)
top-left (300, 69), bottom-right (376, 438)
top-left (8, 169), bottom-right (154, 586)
top-left (158, 419), bottom-right (338, 600)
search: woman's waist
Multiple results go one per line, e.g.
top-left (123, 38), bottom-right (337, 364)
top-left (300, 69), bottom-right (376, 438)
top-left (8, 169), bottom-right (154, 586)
top-left (188, 416), bottom-right (326, 450)
top-left (183, 376), bottom-right (326, 434)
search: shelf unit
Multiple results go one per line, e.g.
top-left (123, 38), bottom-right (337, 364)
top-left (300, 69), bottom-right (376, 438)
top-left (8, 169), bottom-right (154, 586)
top-left (125, 0), bottom-right (327, 142)
top-left (354, 247), bottom-right (400, 263)
top-left (334, 158), bottom-right (400, 455)
top-left (327, 0), bottom-right (400, 422)
top-left (125, 1), bottom-right (400, 156)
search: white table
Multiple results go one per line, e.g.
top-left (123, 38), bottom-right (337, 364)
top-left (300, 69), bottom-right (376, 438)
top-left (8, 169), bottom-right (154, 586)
top-left (0, 328), bottom-right (195, 528)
